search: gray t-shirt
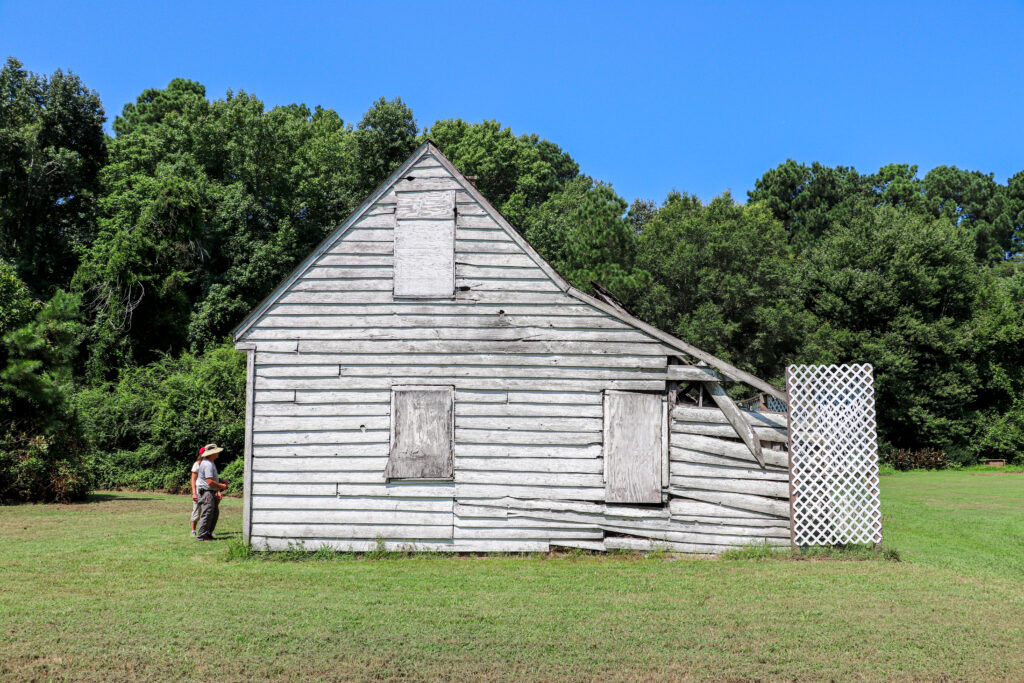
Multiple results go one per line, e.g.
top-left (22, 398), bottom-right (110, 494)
top-left (196, 459), bottom-right (219, 492)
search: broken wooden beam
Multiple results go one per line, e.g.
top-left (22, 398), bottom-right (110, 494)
top-left (702, 381), bottom-right (766, 468)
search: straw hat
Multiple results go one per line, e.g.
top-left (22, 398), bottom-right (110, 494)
top-left (202, 443), bottom-right (224, 457)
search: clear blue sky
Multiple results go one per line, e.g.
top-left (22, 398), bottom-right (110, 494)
top-left (3, 0), bottom-right (1023, 204)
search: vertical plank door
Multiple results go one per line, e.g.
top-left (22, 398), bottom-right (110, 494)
top-left (604, 391), bottom-right (663, 503)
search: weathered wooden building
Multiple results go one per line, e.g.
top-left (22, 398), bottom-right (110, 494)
top-left (232, 142), bottom-right (796, 553)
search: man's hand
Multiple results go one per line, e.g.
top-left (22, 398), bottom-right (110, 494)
top-left (216, 492), bottom-right (222, 500)
top-left (192, 494), bottom-right (198, 502)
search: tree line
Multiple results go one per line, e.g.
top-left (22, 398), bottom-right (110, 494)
top-left (1, 57), bottom-right (1021, 502)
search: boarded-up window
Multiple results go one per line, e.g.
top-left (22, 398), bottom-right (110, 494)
top-left (386, 386), bottom-right (454, 480)
top-left (604, 391), bottom-right (663, 503)
top-left (393, 190), bottom-right (455, 297)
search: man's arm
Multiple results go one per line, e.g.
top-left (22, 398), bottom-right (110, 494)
top-left (190, 472), bottom-right (198, 498)
top-left (205, 477), bottom-right (228, 492)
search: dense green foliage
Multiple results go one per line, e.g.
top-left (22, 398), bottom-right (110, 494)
top-left (0, 58), bottom-right (105, 297)
top-left (1, 58), bottom-right (1022, 500)
top-left (0, 263), bottom-right (90, 502)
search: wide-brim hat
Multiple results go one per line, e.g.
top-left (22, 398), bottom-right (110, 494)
top-left (202, 443), bottom-right (224, 457)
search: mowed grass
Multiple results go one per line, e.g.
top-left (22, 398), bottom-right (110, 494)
top-left (2, 471), bottom-right (1023, 681)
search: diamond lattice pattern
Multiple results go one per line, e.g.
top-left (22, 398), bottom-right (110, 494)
top-left (787, 363), bottom-right (883, 546)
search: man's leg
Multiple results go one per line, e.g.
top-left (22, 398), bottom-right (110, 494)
top-left (210, 495), bottom-right (220, 538)
top-left (197, 491), bottom-right (216, 540)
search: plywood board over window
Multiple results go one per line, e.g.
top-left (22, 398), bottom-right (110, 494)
top-left (604, 391), bottom-right (663, 503)
top-left (386, 386), bottom-right (454, 480)
top-left (394, 190), bottom-right (455, 297)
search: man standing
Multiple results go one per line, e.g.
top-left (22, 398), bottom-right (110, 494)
top-left (196, 443), bottom-right (229, 541)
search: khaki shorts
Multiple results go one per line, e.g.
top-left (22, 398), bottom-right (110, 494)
top-left (191, 497), bottom-right (200, 523)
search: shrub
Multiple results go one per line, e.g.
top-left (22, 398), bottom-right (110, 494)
top-left (886, 447), bottom-right (949, 471)
top-left (74, 343), bottom-right (245, 492)
top-left (219, 457), bottom-right (244, 495)
top-left (0, 435), bottom-right (91, 504)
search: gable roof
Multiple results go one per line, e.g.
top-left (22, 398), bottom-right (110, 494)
top-left (231, 141), bottom-right (785, 402)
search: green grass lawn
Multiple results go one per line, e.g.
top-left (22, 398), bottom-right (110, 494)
top-left (2, 471), bottom-right (1023, 681)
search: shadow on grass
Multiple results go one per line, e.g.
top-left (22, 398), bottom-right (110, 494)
top-left (84, 493), bottom-right (155, 503)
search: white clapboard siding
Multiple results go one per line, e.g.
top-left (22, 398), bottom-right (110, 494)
top-left (454, 444), bottom-right (602, 459)
top-left (453, 429), bottom-right (602, 446)
top-left (259, 377), bottom-right (664, 392)
top-left (252, 430), bottom-right (389, 445)
top-left (253, 444), bottom-right (390, 457)
top-left (669, 476), bottom-right (790, 499)
top-left (455, 471), bottom-right (602, 487)
top-left (455, 416), bottom-right (603, 432)
top-left (252, 471), bottom-right (386, 484)
top-left (253, 483), bottom-right (456, 497)
top-left (671, 462), bottom-right (790, 482)
top-left (250, 328), bottom-right (660, 343)
top-left (455, 457), bottom-right (603, 474)
top-left (668, 498), bottom-right (786, 521)
top-left (255, 509), bottom-right (452, 525)
top-left (235, 143), bottom-right (801, 553)
top-left (254, 457), bottom-right (388, 471)
top-left (294, 339), bottom-right (667, 355)
top-left (673, 405), bottom-right (788, 429)
top-left (253, 416), bottom-right (389, 431)
top-left (455, 484), bottom-right (605, 501)
top-left (252, 495), bottom-right (453, 512)
top-left (254, 403), bottom-right (390, 417)
top-left (457, 240), bottom-right (526, 253)
top-left (252, 524), bottom-right (453, 540)
top-left (669, 446), bottom-right (789, 473)
top-left (455, 278), bottom-right (562, 293)
top-left (456, 402), bottom-right (604, 417)
top-left (669, 488), bottom-right (791, 518)
top-left (672, 421), bottom-right (788, 443)
top-left (263, 303), bottom-right (608, 318)
top-left (670, 434), bottom-right (789, 469)
top-left (454, 528), bottom-right (603, 541)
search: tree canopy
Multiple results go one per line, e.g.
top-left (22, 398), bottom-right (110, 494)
top-left (1, 58), bottom-right (1022, 500)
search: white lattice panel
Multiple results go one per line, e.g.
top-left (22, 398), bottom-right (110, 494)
top-left (787, 363), bottom-right (882, 545)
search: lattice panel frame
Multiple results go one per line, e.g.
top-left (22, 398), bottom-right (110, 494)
top-left (787, 363), bottom-right (883, 546)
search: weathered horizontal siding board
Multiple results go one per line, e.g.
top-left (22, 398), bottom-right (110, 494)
top-left (455, 457), bottom-right (603, 474)
top-left (670, 434), bottom-right (789, 468)
top-left (248, 328), bottom-right (662, 344)
top-left (671, 462), bottom-right (790, 482)
top-left (669, 446), bottom-right (789, 472)
top-left (293, 339), bottom-right (668, 355)
top-left (252, 524), bottom-right (453, 539)
top-left (672, 421), bottom-right (788, 443)
top-left (253, 483), bottom-right (455, 497)
top-left (673, 405), bottom-right (788, 429)
top-left (257, 378), bottom-right (665, 391)
top-left (252, 495), bottom-right (453, 512)
top-left (255, 510), bottom-right (452, 525)
top-left (263, 303), bottom-right (608, 318)
top-left (669, 488), bottom-right (791, 518)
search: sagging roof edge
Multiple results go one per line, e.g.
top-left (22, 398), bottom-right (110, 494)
top-left (231, 141), bottom-right (787, 403)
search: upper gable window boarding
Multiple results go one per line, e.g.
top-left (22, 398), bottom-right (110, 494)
top-left (393, 188), bottom-right (456, 298)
